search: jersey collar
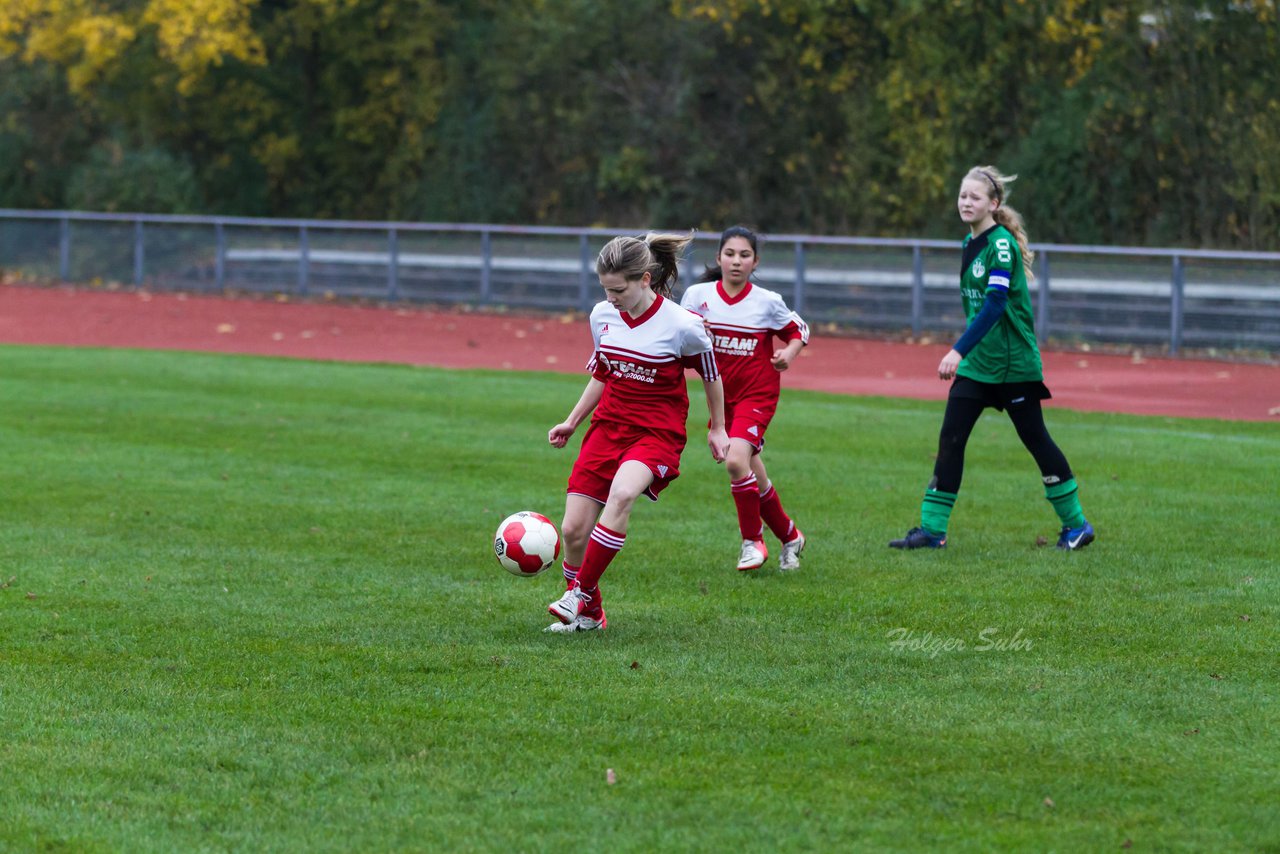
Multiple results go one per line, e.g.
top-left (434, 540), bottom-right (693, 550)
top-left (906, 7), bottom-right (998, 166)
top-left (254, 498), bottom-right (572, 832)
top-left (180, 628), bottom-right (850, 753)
top-left (619, 293), bottom-right (664, 328)
top-left (716, 280), bottom-right (753, 305)
top-left (965, 223), bottom-right (999, 250)
top-left (962, 224), bottom-right (1000, 270)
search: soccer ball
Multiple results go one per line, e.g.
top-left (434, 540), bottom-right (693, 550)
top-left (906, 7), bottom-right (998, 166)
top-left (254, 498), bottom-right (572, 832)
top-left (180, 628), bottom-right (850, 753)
top-left (493, 511), bottom-right (561, 577)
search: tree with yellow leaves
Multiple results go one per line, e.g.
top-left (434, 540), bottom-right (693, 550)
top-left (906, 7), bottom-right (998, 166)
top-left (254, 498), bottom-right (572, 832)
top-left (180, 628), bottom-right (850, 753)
top-left (1, 0), bottom-right (263, 94)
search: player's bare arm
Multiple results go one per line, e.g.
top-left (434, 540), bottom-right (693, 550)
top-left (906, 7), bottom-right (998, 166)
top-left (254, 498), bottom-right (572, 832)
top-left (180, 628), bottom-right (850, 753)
top-left (703, 377), bottom-right (729, 462)
top-left (548, 378), bottom-right (605, 448)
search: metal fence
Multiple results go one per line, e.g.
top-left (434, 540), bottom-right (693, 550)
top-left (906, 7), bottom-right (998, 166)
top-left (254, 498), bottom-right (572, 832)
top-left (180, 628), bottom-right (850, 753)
top-left (3, 209), bottom-right (1279, 356)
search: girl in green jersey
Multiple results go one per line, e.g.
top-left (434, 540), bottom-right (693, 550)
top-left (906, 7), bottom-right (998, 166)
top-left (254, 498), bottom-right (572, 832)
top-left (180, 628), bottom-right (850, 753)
top-left (889, 165), bottom-right (1094, 551)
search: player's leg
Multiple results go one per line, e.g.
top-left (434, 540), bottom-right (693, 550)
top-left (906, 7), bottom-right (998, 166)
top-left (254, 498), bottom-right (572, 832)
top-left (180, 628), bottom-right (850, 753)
top-left (550, 423), bottom-right (619, 630)
top-left (596, 458), bottom-right (655, 534)
top-left (726, 438), bottom-right (768, 570)
top-left (752, 454), bottom-right (804, 570)
top-left (559, 494), bottom-right (603, 591)
top-left (560, 422), bottom-right (615, 593)
top-left (890, 395), bottom-right (985, 549)
top-left (549, 460), bottom-right (654, 626)
top-left (1007, 401), bottom-right (1093, 550)
top-left (546, 493), bottom-right (608, 632)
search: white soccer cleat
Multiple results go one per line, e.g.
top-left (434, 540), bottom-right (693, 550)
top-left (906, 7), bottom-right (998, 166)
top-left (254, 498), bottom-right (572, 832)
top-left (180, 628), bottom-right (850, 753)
top-left (544, 611), bottom-right (608, 633)
top-left (548, 585), bottom-right (591, 624)
top-left (737, 539), bottom-right (768, 571)
top-left (779, 529), bottom-right (806, 571)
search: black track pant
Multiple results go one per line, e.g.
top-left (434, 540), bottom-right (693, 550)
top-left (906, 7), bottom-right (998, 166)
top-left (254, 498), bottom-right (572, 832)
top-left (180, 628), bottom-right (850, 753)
top-left (931, 396), bottom-right (1073, 494)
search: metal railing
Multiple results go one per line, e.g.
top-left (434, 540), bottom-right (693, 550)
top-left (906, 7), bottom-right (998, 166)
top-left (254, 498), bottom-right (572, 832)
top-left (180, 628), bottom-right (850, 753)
top-left (3, 209), bottom-right (1279, 356)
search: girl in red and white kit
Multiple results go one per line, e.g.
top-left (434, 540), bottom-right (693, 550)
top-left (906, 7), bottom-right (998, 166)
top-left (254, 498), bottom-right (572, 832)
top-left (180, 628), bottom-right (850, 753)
top-left (680, 226), bottom-right (810, 571)
top-left (546, 232), bottom-right (729, 632)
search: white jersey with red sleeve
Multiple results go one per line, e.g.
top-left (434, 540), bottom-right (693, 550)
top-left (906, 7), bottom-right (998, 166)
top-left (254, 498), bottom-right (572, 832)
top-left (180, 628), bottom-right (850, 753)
top-left (679, 280), bottom-right (808, 405)
top-left (585, 294), bottom-right (719, 436)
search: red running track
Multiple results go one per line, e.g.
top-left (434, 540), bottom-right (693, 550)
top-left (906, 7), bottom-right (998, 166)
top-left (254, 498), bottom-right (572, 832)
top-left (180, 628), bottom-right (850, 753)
top-left (2, 284), bottom-right (1278, 422)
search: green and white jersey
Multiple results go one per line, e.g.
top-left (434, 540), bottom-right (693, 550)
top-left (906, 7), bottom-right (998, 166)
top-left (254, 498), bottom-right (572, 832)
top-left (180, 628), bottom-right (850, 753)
top-left (956, 224), bottom-right (1043, 384)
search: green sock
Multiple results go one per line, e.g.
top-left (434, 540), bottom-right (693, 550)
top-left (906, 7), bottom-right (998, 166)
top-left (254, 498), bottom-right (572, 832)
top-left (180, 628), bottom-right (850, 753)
top-left (1045, 478), bottom-right (1086, 528)
top-left (920, 488), bottom-right (958, 536)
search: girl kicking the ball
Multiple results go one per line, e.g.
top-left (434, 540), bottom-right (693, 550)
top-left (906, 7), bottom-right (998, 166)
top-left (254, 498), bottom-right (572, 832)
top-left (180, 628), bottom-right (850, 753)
top-left (680, 226), bottom-right (810, 572)
top-left (546, 232), bottom-right (729, 632)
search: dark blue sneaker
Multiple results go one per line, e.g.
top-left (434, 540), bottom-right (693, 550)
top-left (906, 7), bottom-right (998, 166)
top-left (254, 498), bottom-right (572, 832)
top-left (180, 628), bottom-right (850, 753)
top-left (889, 527), bottom-right (947, 549)
top-left (1056, 520), bottom-right (1095, 551)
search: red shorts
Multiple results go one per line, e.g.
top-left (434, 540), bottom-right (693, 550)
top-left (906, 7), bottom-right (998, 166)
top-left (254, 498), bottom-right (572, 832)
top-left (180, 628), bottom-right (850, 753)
top-left (566, 420), bottom-right (685, 504)
top-left (724, 397), bottom-right (777, 453)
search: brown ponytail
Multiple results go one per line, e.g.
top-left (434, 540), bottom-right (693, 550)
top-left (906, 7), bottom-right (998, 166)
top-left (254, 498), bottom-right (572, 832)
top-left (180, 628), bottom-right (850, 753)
top-left (596, 231), bottom-right (695, 297)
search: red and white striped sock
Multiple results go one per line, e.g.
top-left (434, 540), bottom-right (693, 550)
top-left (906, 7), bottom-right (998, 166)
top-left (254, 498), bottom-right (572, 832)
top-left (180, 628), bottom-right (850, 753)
top-left (562, 560), bottom-right (580, 591)
top-left (574, 523), bottom-right (625, 602)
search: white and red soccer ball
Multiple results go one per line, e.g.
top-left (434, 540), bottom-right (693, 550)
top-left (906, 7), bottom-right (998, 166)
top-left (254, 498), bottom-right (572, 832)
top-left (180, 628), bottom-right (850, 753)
top-left (493, 511), bottom-right (561, 577)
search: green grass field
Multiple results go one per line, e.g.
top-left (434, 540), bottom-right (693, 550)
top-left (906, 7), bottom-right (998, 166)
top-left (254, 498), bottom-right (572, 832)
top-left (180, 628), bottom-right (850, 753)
top-left (2, 345), bottom-right (1276, 852)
